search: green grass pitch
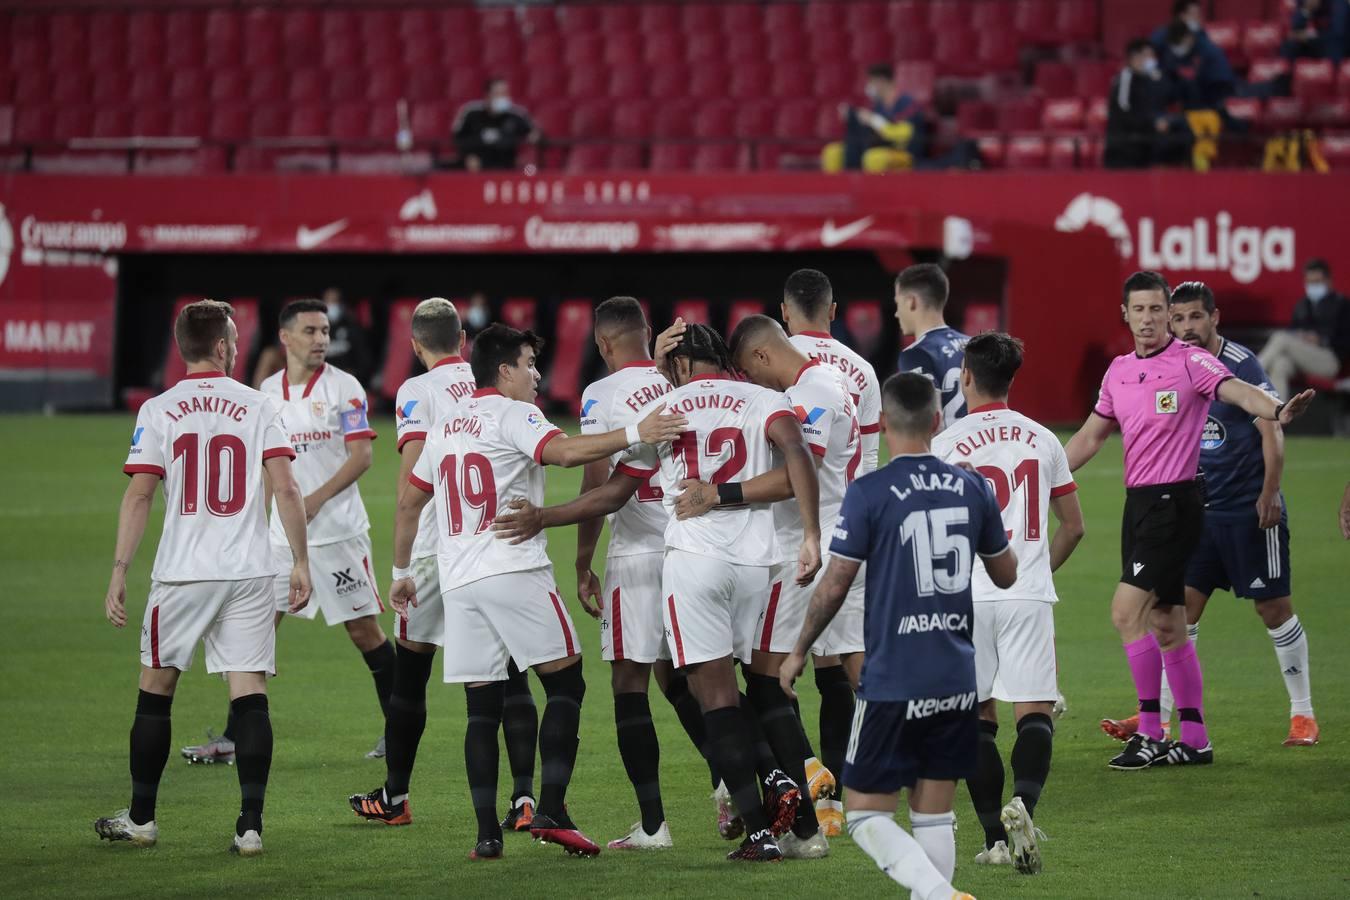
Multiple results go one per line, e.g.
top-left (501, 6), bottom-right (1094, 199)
top-left (2, 414), bottom-right (1346, 899)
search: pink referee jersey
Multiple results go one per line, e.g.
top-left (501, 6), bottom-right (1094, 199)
top-left (1094, 338), bottom-right (1233, 488)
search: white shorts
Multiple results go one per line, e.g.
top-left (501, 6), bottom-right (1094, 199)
top-left (662, 549), bottom-right (769, 668)
top-left (273, 534), bottom-right (384, 626)
top-left (601, 552), bottom-right (669, 663)
top-left (974, 599), bottom-right (1058, 703)
top-left (141, 577), bottom-right (276, 675)
top-left (395, 555), bottom-right (442, 645)
top-left (441, 566), bottom-right (580, 683)
top-left (758, 558), bottom-right (866, 657)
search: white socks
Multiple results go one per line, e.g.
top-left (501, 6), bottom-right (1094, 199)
top-left (1158, 624), bottom-right (1198, 725)
top-left (847, 810), bottom-right (953, 900)
top-left (1268, 615), bottom-right (1313, 716)
top-left (910, 810), bottom-right (957, 882)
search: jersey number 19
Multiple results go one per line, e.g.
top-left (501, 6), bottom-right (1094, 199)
top-left (439, 453), bottom-right (498, 535)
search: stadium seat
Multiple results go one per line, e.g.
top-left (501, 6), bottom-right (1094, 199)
top-left (848, 30), bottom-right (894, 67)
top-left (1294, 60), bottom-right (1336, 101)
top-left (1319, 132), bottom-right (1350, 167)
top-left (525, 33), bottom-right (564, 70)
top-left (721, 3), bottom-right (764, 33)
top-left (208, 103), bottom-right (249, 142)
top-left (559, 4), bottom-right (603, 35)
top-left (250, 104), bottom-right (289, 139)
top-left (170, 69), bottom-right (209, 104)
top-left (972, 0), bottom-right (1017, 32)
top-left (565, 144), bottom-right (612, 173)
top-left (500, 298), bottom-right (538, 332)
top-left (997, 95), bottom-right (1044, 132)
top-left (893, 63), bottom-right (936, 105)
top-left (764, 30), bottom-right (807, 61)
top-left (129, 72), bottom-right (167, 106)
top-left (52, 106), bottom-right (94, 142)
top-left (1339, 60), bottom-right (1350, 96)
top-left (288, 105), bottom-right (328, 138)
top-left (92, 106), bottom-right (131, 138)
top-left (887, 0), bottom-right (926, 30)
top-left (51, 71), bottom-right (90, 106)
top-left (1265, 97), bottom-right (1306, 130)
top-left (321, 33), bottom-right (362, 70)
top-left (169, 106), bottom-right (208, 139)
top-left (928, 2), bottom-right (966, 32)
top-left (977, 31), bottom-right (1022, 73)
top-left (1055, 1), bottom-right (1099, 43)
top-left (643, 32), bottom-right (685, 67)
top-left (934, 29), bottom-right (980, 77)
top-left (843, 300), bottom-right (884, 358)
top-left (1014, 0), bottom-right (1058, 41)
top-left (894, 29), bottom-right (937, 62)
top-left (844, 1), bottom-right (889, 33)
top-left (545, 300), bottom-right (593, 408)
top-left (130, 105), bottom-right (170, 137)
top-left (1034, 62), bottom-right (1076, 99)
top-left (329, 103), bottom-right (371, 141)
top-left (692, 144), bottom-right (744, 171)
top-left (1074, 61), bottom-right (1117, 99)
top-left (673, 299), bottom-right (711, 324)
top-left (477, 6), bottom-right (515, 32)
top-left (566, 65), bottom-right (610, 100)
top-left (93, 71), bottom-right (132, 106)
top-left (1224, 96), bottom-right (1263, 126)
top-left (649, 142), bottom-right (696, 170)
top-left (771, 67), bottom-right (813, 101)
top-left (1214, 0), bottom-right (1271, 22)
top-left (1043, 98), bottom-right (1086, 132)
top-left (688, 65), bottom-right (731, 101)
top-left (14, 107), bottom-right (55, 144)
top-left (410, 102), bottom-right (451, 144)
top-left (612, 100), bottom-right (655, 139)
top-left (1308, 98), bottom-right (1350, 128)
top-left (652, 102), bottom-right (696, 138)
top-left (774, 100), bottom-right (818, 139)
top-left (639, 3), bottom-right (680, 33)
top-left (1049, 135), bottom-right (1090, 168)
top-left (521, 4), bottom-right (559, 35)
top-left (204, 36), bottom-right (241, 69)
top-left (609, 143), bottom-right (645, 170)
top-left (688, 31), bottom-right (727, 64)
top-left (599, 4), bottom-right (641, 33)
top-left (976, 134), bottom-right (1007, 168)
top-left (1086, 95), bottom-right (1110, 133)
top-left (246, 69), bottom-right (284, 105)
top-left (1205, 21), bottom-right (1243, 62)
top-left (563, 32), bottom-right (606, 68)
top-left (366, 69), bottom-right (407, 104)
top-left (814, 61), bottom-right (856, 102)
top-left (726, 300), bottom-right (765, 336)
top-left (808, 29), bottom-right (850, 61)
top-left (570, 99), bottom-right (612, 138)
top-left (376, 300), bottom-right (419, 401)
top-left (694, 101), bottom-right (736, 139)
top-left (1248, 57), bottom-right (1290, 84)
top-left (763, 3), bottom-right (805, 33)
top-left (1242, 23), bottom-right (1283, 61)
top-left (957, 100), bottom-right (998, 132)
top-left (1005, 135), bottom-right (1049, 168)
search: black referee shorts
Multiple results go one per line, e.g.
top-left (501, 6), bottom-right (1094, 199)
top-left (1120, 480), bottom-right (1204, 607)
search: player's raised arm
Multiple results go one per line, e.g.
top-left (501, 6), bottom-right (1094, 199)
top-left (539, 402), bottom-right (686, 468)
top-left (1218, 379), bottom-right (1316, 426)
top-left (767, 410), bottom-right (821, 584)
top-left (105, 472), bottom-right (160, 628)
top-left (264, 454), bottom-right (312, 613)
top-left (493, 466), bottom-right (645, 544)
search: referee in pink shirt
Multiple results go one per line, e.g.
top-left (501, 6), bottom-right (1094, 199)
top-left (1065, 272), bottom-right (1315, 770)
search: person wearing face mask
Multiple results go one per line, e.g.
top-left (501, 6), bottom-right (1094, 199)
top-left (1105, 40), bottom-right (1176, 169)
top-left (821, 63), bottom-right (927, 173)
top-left (464, 292), bottom-right (492, 338)
top-left (1284, 0), bottom-right (1350, 64)
top-left (1258, 259), bottom-right (1350, 402)
top-left (321, 287), bottom-right (373, 387)
top-left (452, 78), bottom-right (537, 172)
top-left (1156, 19), bottom-right (1235, 110)
top-left (1150, 1), bottom-right (1212, 57)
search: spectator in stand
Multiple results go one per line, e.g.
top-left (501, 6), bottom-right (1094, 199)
top-left (464, 291), bottom-right (492, 339)
top-left (1158, 20), bottom-right (1236, 109)
top-left (822, 63), bottom-right (927, 173)
top-left (1151, 1), bottom-right (1212, 54)
top-left (1285, 0), bottom-right (1350, 63)
top-left (1105, 40), bottom-right (1175, 169)
top-left (322, 288), bottom-right (374, 386)
top-left (1258, 259), bottom-right (1350, 401)
top-left (453, 78), bottom-right (537, 171)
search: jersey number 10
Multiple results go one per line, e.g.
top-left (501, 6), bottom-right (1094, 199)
top-left (172, 432), bottom-right (246, 517)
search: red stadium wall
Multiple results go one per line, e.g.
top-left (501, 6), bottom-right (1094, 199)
top-left (0, 170), bottom-right (1339, 419)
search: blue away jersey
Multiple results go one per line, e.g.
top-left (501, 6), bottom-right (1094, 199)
top-left (830, 454), bottom-right (1009, 702)
top-left (898, 327), bottom-right (969, 428)
top-left (1200, 339), bottom-right (1282, 519)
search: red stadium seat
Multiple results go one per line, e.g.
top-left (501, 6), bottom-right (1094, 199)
top-left (1249, 57), bottom-right (1290, 84)
top-left (482, 29), bottom-right (524, 70)
top-left (609, 143), bottom-right (645, 169)
top-left (129, 72), bottom-right (168, 106)
top-left (957, 100), bottom-right (998, 133)
top-left (92, 106), bottom-right (131, 138)
top-left (724, 3), bottom-right (766, 33)
top-left (1056, 1), bottom-right (1099, 42)
top-left (1043, 97), bottom-right (1086, 132)
top-left (410, 102), bottom-right (451, 143)
top-left (774, 100), bottom-right (818, 138)
top-left (1319, 132), bottom-right (1350, 167)
top-left (205, 9), bottom-right (241, 44)
top-left (1339, 60), bottom-right (1350, 96)
top-left (929, 2), bottom-right (965, 31)
top-left (367, 69), bottom-right (408, 104)
top-left (844, 300), bottom-right (884, 358)
top-left (643, 32), bottom-right (685, 67)
top-left (729, 63), bottom-right (773, 101)
top-left (521, 5), bottom-right (559, 35)
top-left (478, 6), bottom-right (515, 32)
top-left (565, 144), bottom-right (612, 173)
top-left (368, 105), bottom-right (398, 141)
top-left (1308, 98), bottom-right (1350, 128)
top-left (972, 1), bottom-right (1016, 32)
top-left (673, 299), bottom-right (711, 324)
top-left (129, 105), bottom-right (170, 137)
top-left (975, 134), bottom-right (1007, 167)
top-left (652, 102), bottom-right (696, 138)
top-left (93, 71), bottom-right (132, 106)
top-left (250, 104), bottom-right (289, 139)
top-left (814, 61), bottom-right (856, 101)
top-left (893, 63), bottom-right (935, 105)
top-left (170, 69), bottom-right (209, 104)
top-left (1075, 61), bottom-right (1118, 98)
top-left (599, 4), bottom-right (641, 33)
top-left (545, 300), bottom-right (594, 408)
top-left (978, 30), bottom-right (1022, 72)
top-left (208, 103), bottom-right (249, 142)
top-left (14, 71), bottom-right (51, 107)
top-left (1206, 21), bottom-right (1243, 61)
top-left (1086, 95), bottom-right (1110, 133)
top-left (1214, 0), bottom-right (1271, 22)
top-left (726, 300), bottom-right (765, 336)
top-left (1005, 135), bottom-right (1049, 168)
top-left (1242, 23), bottom-right (1283, 60)
top-left (1013, 0), bottom-right (1058, 41)
top-left (246, 69), bottom-right (284, 105)
top-left (1049, 135), bottom-right (1090, 168)
top-left (500, 298), bottom-right (538, 332)
top-left (639, 4), bottom-right (680, 33)
top-left (570, 99), bottom-right (612, 138)
top-left (563, 33), bottom-right (606, 70)
top-left (689, 65), bottom-right (731, 101)
top-left (52, 105), bottom-right (94, 141)
top-left (998, 95), bottom-right (1044, 131)
top-left (694, 101), bottom-right (736, 139)
top-left (764, 30), bottom-right (807, 61)
top-left (692, 144), bottom-right (744, 171)
top-left (14, 107), bottom-right (54, 144)
top-left (609, 66), bottom-right (649, 102)
top-left (1265, 97), bottom-right (1305, 130)
top-left (650, 142), bottom-right (696, 170)
top-left (165, 30), bottom-right (205, 70)
top-left (1224, 96), bottom-right (1263, 125)
top-left (169, 106), bottom-right (208, 138)
top-left (688, 32), bottom-right (727, 64)
top-left (808, 29), bottom-right (850, 61)
top-left (204, 35), bottom-right (241, 69)
top-left (323, 68), bottom-right (364, 105)
top-left (894, 29), bottom-right (936, 63)
top-left (559, 5), bottom-right (602, 35)
top-left (321, 33), bottom-right (362, 71)
top-left (1034, 62), bottom-right (1076, 99)
top-left (288, 105), bottom-right (328, 138)
top-left (849, 30), bottom-right (894, 67)
top-left (329, 103), bottom-right (371, 141)
top-left (1295, 60), bottom-right (1336, 101)
top-left (525, 34), bottom-right (564, 70)
top-left (763, 3), bottom-right (805, 33)
top-left (566, 65), bottom-right (610, 100)
top-left (51, 72), bottom-right (90, 106)
top-left (934, 28), bottom-right (980, 77)
top-left (888, 0), bottom-right (927, 30)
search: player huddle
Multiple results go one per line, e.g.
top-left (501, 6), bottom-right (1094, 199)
top-left (94, 265), bottom-right (1318, 900)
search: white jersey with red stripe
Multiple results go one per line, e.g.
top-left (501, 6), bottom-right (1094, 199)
top-left (578, 362), bottom-right (674, 558)
top-left (260, 363), bottom-right (375, 547)
top-left (409, 389), bottom-right (564, 592)
top-left (931, 403), bottom-right (1077, 604)
top-left (790, 330), bottom-right (881, 474)
top-left (628, 374), bottom-right (794, 567)
top-left (123, 371), bottom-right (295, 582)
top-left (773, 360), bottom-right (861, 562)
top-left (393, 356), bottom-right (477, 561)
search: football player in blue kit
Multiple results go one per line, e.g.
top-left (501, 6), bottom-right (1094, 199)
top-left (895, 264), bottom-right (970, 430)
top-left (780, 373), bottom-right (1017, 900)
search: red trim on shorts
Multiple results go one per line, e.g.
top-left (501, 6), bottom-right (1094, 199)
top-left (667, 595), bottom-right (686, 667)
top-left (765, 408), bottom-right (795, 434)
top-left (859, 421), bottom-right (881, 435)
top-left (533, 429), bottom-right (564, 464)
top-left (124, 464), bottom-right (165, 478)
top-left (344, 429), bottom-right (377, 442)
top-left (150, 606), bottom-right (161, 668)
top-left (807, 442), bottom-right (827, 458)
top-left (262, 446), bottom-right (297, 461)
top-left (408, 472), bottom-right (434, 493)
top-left (616, 461), bottom-right (657, 479)
top-left (548, 591), bottom-right (576, 656)
top-left (759, 580), bottom-right (783, 653)
top-left (397, 431), bottom-right (428, 451)
top-left (1050, 482), bottom-right (1078, 498)
top-left (611, 587), bottom-right (624, 660)
top-left (363, 555), bottom-right (385, 613)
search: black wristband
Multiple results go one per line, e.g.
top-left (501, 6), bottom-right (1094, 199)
top-left (716, 482), bottom-right (744, 505)
top-left (1273, 401), bottom-right (1287, 421)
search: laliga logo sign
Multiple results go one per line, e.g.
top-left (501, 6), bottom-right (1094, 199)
top-left (0, 203), bottom-right (12, 288)
top-left (1054, 193), bottom-right (1294, 285)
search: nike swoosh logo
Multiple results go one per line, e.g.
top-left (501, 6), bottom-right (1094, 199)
top-left (820, 216), bottom-right (875, 248)
top-left (296, 218), bottom-right (349, 250)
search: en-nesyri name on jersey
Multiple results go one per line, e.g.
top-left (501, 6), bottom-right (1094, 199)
top-left (579, 362), bottom-right (673, 558)
top-left (394, 356), bottom-right (477, 560)
top-left (932, 403), bottom-right (1077, 603)
top-left (261, 363), bottom-right (375, 546)
top-left (124, 372), bottom-right (295, 582)
top-left (790, 331), bottom-right (881, 473)
top-left (408, 389), bottom-right (563, 591)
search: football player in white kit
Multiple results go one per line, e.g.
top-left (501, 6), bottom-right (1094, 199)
top-left (680, 314), bottom-right (861, 845)
top-left (349, 298), bottom-right (538, 830)
top-left (389, 323), bottom-right (685, 861)
top-left (184, 299), bottom-right (392, 763)
top-left (96, 300), bottom-right (311, 857)
top-left (931, 333), bottom-right (1086, 876)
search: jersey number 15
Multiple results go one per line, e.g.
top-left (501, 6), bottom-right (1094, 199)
top-left (900, 507), bottom-right (971, 596)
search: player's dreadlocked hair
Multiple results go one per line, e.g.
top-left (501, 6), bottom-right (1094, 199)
top-left (663, 322), bottom-right (734, 385)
